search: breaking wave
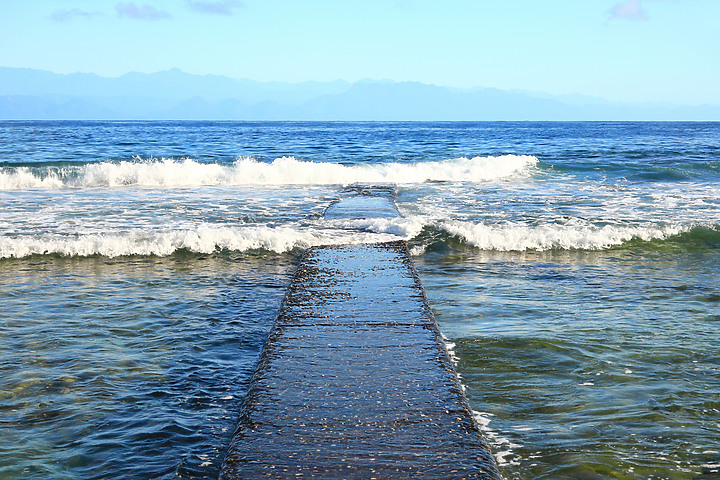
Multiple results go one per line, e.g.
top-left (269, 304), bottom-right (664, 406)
top-left (0, 155), bottom-right (537, 190)
top-left (0, 225), bottom-right (401, 259)
top-left (3, 216), bottom-right (714, 259)
top-left (438, 221), bottom-right (718, 252)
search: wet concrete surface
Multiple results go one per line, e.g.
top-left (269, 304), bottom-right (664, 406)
top-left (323, 184), bottom-right (399, 220)
top-left (221, 240), bottom-right (500, 479)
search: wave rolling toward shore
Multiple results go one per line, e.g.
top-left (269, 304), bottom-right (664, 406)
top-left (1, 121), bottom-right (719, 480)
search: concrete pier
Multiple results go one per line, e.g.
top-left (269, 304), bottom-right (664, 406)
top-left (323, 184), bottom-right (399, 220)
top-left (221, 188), bottom-right (500, 479)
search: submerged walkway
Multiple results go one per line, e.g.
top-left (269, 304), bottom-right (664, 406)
top-left (221, 188), bottom-right (500, 479)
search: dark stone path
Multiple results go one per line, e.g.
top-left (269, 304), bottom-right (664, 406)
top-left (220, 240), bottom-right (500, 479)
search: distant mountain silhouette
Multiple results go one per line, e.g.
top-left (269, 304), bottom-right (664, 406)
top-left (1, 67), bottom-right (718, 120)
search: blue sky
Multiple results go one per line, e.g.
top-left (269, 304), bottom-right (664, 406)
top-left (1, 0), bottom-right (718, 105)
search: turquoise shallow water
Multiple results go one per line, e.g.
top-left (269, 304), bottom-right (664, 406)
top-left (416, 245), bottom-right (720, 479)
top-left (0, 253), bottom-right (295, 479)
top-left (1, 121), bottom-right (719, 479)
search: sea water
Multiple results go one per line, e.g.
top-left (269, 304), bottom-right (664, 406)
top-left (1, 121), bottom-right (718, 479)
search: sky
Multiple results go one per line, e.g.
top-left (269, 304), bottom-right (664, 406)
top-left (1, 0), bottom-right (718, 105)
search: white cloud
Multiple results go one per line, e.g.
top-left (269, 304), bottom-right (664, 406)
top-left (115, 2), bottom-right (172, 21)
top-left (186, 0), bottom-right (245, 16)
top-left (609, 0), bottom-right (649, 20)
top-left (50, 8), bottom-right (102, 22)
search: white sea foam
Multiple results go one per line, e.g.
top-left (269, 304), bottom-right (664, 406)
top-left (442, 221), bottom-right (688, 251)
top-left (443, 337), bottom-right (521, 466)
top-left (0, 167), bottom-right (65, 190)
top-left (0, 225), bottom-right (401, 259)
top-left (472, 410), bottom-right (521, 467)
top-left (328, 216), bottom-right (427, 238)
top-left (1, 216), bottom-right (695, 259)
top-left (0, 155), bottom-right (538, 190)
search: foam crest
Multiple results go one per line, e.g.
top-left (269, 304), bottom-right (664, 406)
top-left (81, 158), bottom-right (229, 187)
top-left (0, 155), bottom-right (537, 190)
top-left (0, 225), bottom-right (401, 259)
top-left (327, 216), bottom-right (427, 238)
top-left (442, 221), bottom-right (689, 251)
top-left (232, 155), bottom-right (537, 184)
top-left (0, 167), bottom-right (65, 190)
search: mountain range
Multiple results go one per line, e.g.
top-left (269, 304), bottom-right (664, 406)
top-left (1, 67), bottom-right (718, 121)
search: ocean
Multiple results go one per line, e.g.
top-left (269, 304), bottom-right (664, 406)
top-left (1, 121), bottom-right (718, 479)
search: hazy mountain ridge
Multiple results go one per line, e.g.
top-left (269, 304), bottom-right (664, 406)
top-left (1, 67), bottom-right (718, 120)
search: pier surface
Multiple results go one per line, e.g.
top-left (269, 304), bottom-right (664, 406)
top-left (221, 188), bottom-right (499, 479)
top-left (323, 184), bottom-right (400, 219)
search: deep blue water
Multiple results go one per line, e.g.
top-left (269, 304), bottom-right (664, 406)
top-left (1, 121), bottom-right (719, 479)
